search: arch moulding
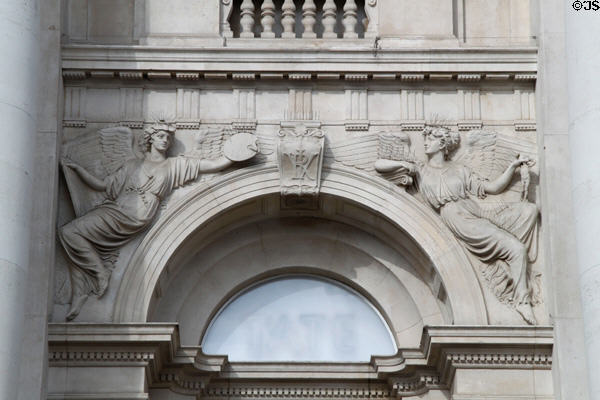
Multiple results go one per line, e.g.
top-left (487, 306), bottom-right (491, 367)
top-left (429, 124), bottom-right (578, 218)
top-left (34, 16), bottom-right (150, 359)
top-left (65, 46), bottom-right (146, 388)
top-left (113, 165), bottom-right (488, 324)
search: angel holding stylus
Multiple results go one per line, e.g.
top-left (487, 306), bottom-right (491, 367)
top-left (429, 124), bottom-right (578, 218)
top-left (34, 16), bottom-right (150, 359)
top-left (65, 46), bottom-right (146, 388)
top-left (374, 126), bottom-right (539, 324)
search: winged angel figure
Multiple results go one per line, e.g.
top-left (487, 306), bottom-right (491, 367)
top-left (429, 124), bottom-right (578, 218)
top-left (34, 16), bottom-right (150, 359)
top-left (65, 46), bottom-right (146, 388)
top-left (327, 128), bottom-right (539, 324)
top-left (59, 122), bottom-right (258, 320)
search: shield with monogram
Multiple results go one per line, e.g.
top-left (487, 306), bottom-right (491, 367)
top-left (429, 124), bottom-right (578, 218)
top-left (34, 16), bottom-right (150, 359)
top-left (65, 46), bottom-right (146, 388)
top-left (277, 124), bottom-right (325, 200)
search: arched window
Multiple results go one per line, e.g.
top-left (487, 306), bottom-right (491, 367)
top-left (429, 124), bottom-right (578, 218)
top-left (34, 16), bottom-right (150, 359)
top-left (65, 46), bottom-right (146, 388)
top-left (202, 276), bottom-right (396, 361)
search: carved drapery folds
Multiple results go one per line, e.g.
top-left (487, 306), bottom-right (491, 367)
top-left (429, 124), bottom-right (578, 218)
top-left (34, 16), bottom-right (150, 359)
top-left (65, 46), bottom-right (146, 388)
top-left (57, 72), bottom-right (541, 326)
top-left (277, 123), bottom-right (325, 207)
top-left (327, 126), bottom-right (542, 325)
top-left (58, 122), bottom-right (258, 321)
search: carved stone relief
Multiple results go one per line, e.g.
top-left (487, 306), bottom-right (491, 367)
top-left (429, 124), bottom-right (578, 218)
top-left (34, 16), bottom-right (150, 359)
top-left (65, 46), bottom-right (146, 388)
top-left (277, 122), bottom-right (325, 207)
top-left (376, 127), bottom-right (540, 324)
top-left (58, 121), bottom-right (258, 320)
top-left (327, 126), bottom-right (541, 325)
top-left (56, 79), bottom-right (541, 325)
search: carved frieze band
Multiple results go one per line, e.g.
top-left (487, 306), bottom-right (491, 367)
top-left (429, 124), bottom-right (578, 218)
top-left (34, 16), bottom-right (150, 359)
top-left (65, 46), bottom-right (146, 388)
top-left (50, 351), bottom-right (155, 363)
top-left (63, 70), bottom-right (537, 82)
top-left (161, 381), bottom-right (395, 398)
top-left (444, 352), bottom-right (552, 368)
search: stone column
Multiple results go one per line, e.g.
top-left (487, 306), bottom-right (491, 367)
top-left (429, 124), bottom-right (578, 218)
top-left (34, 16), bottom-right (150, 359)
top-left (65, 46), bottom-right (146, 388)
top-left (566, 4), bottom-right (600, 399)
top-left (0, 0), bottom-right (39, 399)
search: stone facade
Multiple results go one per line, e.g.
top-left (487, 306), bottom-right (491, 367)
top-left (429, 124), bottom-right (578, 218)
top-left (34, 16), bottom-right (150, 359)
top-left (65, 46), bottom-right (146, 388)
top-left (0, 0), bottom-right (597, 399)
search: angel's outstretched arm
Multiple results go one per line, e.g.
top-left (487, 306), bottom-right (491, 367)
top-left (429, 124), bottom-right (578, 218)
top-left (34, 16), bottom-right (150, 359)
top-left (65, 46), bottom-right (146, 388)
top-left (374, 159), bottom-right (417, 174)
top-left (62, 160), bottom-right (107, 191)
top-left (197, 155), bottom-right (234, 173)
top-left (483, 155), bottom-right (530, 195)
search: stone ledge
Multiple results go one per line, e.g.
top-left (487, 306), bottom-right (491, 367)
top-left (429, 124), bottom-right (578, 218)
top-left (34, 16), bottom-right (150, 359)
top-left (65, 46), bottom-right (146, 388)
top-left (48, 324), bottom-right (553, 398)
top-left (61, 45), bottom-right (537, 74)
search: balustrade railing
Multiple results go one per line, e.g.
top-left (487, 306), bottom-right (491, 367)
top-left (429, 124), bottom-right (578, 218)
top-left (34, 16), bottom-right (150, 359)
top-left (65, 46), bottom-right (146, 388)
top-left (225, 0), bottom-right (369, 39)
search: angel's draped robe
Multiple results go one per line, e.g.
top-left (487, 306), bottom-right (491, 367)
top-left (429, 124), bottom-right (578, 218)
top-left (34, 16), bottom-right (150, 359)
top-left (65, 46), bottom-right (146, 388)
top-left (59, 156), bottom-right (205, 297)
top-left (417, 163), bottom-right (538, 303)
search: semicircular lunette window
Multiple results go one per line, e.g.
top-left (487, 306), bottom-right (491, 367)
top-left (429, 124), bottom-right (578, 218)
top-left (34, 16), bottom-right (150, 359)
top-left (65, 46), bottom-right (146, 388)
top-left (201, 276), bottom-right (397, 362)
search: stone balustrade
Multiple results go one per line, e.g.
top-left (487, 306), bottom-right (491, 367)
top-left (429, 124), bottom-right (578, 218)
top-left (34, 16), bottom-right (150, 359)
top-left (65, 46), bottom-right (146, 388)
top-left (227, 0), bottom-right (367, 39)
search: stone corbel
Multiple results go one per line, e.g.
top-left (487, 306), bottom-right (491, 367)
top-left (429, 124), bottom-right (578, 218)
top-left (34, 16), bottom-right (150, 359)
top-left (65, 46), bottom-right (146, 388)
top-left (514, 121), bottom-right (536, 131)
top-left (345, 120), bottom-right (370, 131)
top-left (400, 121), bottom-right (426, 131)
top-left (64, 86), bottom-right (87, 128)
top-left (119, 120), bottom-right (144, 129)
top-left (175, 121), bottom-right (201, 130)
top-left (457, 121), bottom-right (483, 131)
top-left (63, 120), bottom-right (87, 128)
top-left (277, 121), bottom-right (325, 208)
top-left (232, 120), bottom-right (257, 131)
top-left (232, 88), bottom-right (257, 132)
top-left (345, 89), bottom-right (369, 131)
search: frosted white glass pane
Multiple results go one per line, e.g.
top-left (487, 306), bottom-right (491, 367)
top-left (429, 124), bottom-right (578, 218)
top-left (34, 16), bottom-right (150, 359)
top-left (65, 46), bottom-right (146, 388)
top-left (202, 276), bottom-right (396, 361)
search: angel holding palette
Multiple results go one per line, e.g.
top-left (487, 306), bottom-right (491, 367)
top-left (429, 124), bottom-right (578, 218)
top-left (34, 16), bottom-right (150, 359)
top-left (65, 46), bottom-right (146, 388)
top-left (59, 121), bottom-right (258, 320)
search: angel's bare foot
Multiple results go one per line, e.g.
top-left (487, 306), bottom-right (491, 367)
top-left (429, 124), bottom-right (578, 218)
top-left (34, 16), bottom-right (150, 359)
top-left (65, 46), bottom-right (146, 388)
top-left (97, 269), bottom-right (112, 298)
top-left (516, 303), bottom-right (536, 325)
top-left (66, 294), bottom-right (88, 321)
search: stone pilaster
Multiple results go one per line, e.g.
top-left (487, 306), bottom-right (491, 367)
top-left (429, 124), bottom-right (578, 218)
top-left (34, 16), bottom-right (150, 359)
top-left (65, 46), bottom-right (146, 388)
top-left (0, 0), bottom-right (40, 398)
top-left (566, 3), bottom-right (600, 399)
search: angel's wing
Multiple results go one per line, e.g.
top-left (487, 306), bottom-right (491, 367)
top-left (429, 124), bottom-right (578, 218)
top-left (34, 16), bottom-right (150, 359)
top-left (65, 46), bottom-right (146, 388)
top-left (324, 133), bottom-right (380, 173)
top-left (62, 126), bottom-right (138, 217)
top-left (99, 127), bottom-right (140, 175)
top-left (325, 131), bottom-right (412, 175)
top-left (454, 130), bottom-right (503, 181)
top-left (378, 132), bottom-right (412, 161)
top-left (253, 131), bottom-right (276, 163)
top-left (456, 129), bottom-right (536, 185)
top-left (194, 127), bottom-right (233, 159)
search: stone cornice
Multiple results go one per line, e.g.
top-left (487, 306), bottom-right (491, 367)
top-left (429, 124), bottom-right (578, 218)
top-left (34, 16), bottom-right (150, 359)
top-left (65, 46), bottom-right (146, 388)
top-left (61, 45), bottom-right (537, 74)
top-left (48, 324), bottom-right (553, 398)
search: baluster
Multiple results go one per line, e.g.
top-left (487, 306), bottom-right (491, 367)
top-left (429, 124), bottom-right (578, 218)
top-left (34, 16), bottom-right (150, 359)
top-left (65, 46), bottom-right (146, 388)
top-left (240, 0), bottom-right (255, 38)
top-left (364, 0), bottom-right (378, 38)
top-left (302, 0), bottom-right (317, 38)
top-left (342, 0), bottom-right (358, 38)
top-left (281, 0), bottom-right (296, 38)
top-left (221, 0), bottom-right (234, 38)
top-left (261, 0), bottom-right (276, 38)
top-left (322, 0), bottom-right (337, 38)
